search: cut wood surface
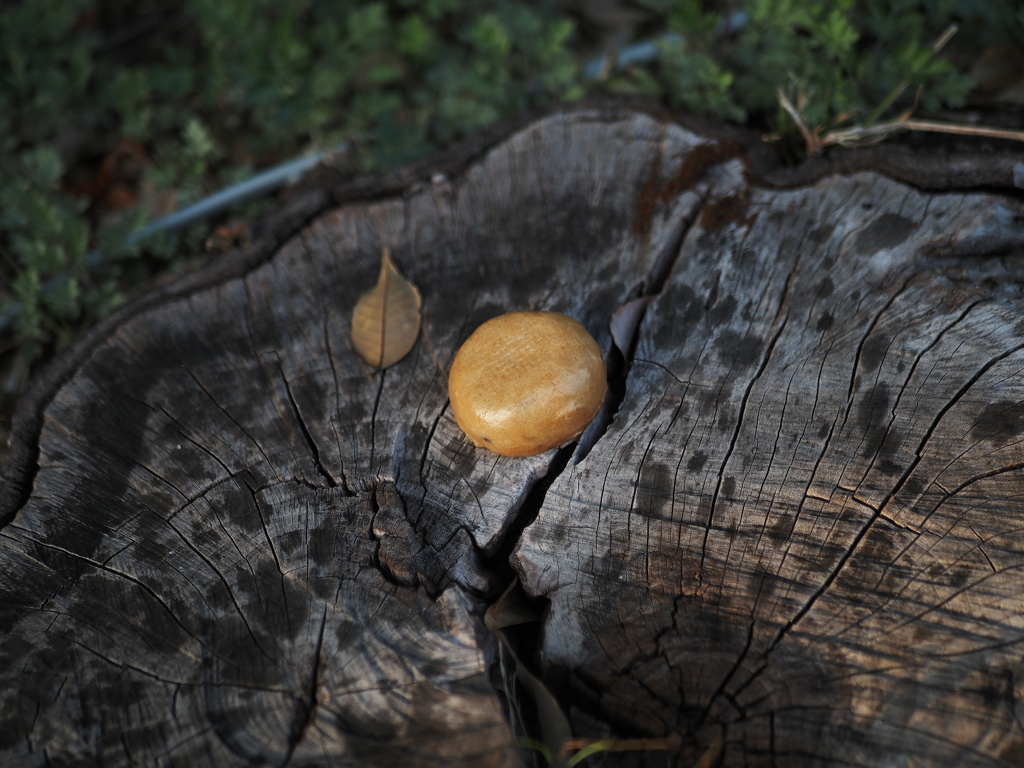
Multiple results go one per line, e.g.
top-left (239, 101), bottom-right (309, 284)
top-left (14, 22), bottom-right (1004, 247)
top-left (3, 103), bottom-right (1024, 767)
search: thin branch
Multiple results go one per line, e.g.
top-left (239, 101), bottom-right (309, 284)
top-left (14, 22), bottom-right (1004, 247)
top-left (779, 22), bottom-right (965, 154)
top-left (932, 23), bottom-right (959, 53)
top-left (824, 118), bottom-right (1024, 147)
top-left (777, 88), bottom-right (821, 155)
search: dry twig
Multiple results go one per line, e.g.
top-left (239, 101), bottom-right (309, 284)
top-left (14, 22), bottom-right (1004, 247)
top-left (774, 23), bottom-right (1024, 156)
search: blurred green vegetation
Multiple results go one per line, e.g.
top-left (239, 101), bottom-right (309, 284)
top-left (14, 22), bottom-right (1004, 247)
top-left (1, 0), bottom-right (1023, 397)
top-left (626, 0), bottom-right (1023, 137)
top-left (0, 0), bottom-right (581, 382)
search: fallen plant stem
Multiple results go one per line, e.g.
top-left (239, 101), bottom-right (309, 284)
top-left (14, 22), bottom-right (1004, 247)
top-left (560, 736), bottom-right (683, 752)
top-left (561, 736), bottom-right (683, 766)
top-left (777, 88), bottom-right (818, 153)
top-left (693, 733), bottom-right (725, 768)
top-left (777, 88), bottom-right (1024, 156)
top-left (518, 735), bottom-right (687, 768)
top-left (824, 118), bottom-right (1024, 147)
top-left (777, 23), bottom-right (1003, 157)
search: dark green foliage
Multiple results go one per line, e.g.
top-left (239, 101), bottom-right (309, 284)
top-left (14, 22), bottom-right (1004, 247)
top-left (626, 0), bottom-right (1020, 134)
top-left (2, 0), bottom-right (1023, 389)
top-left (0, 0), bottom-right (582, 377)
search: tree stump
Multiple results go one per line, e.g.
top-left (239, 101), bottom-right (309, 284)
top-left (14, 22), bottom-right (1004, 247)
top-left (4, 103), bottom-right (1024, 767)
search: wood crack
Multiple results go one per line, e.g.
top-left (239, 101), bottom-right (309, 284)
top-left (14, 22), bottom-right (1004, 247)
top-left (763, 338), bottom-right (1024, 659)
top-left (162, 517), bottom-right (277, 666)
top-left (320, 314), bottom-right (354, 496)
top-left (843, 273), bottom-right (916, 412)
top-left (575, 201), bottom-right (697, 462)
top-left (178, 362), bottom-right (277, 474)
top-left (282, 605), bottom-right (326, 767)
top-left (700, 316), bottom-right (790, 572)
top-left (22, 536), bottom-right (207, 654)
top-left (368, 369), bottom-right (385, 474)
top-left (277, 362), bottom-right (337, 489)
top-left (250, 485), bottom-right (292, 640)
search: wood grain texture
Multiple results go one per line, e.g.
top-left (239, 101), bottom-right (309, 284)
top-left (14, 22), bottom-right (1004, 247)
top-left (3, 103), bottom-right (1024, 766)
top-left (515, 156), bottom-right (1024, 765)
top-left (0, 110), bottom-right (704, 766)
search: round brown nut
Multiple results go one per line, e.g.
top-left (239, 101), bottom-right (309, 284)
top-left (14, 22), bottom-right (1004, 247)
top-left (448, 311), bottom-right (607, 457)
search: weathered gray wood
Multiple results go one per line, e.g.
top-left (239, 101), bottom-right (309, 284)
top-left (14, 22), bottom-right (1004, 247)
top-left (0, 109), bottom-right (705, 766)
top-left (3, 103), bottom-right (1024, 767)
top-left (515, 151), bottom-right (1024, 765)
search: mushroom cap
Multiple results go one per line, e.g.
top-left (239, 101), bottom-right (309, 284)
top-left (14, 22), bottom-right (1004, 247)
top-left (448, 311), bottom-right (607, 457)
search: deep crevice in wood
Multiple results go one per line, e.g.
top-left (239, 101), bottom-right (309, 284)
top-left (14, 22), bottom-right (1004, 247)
top-left (576, 203), bottom-right (696, 463)
top-left (283, 605), bottom-right (326, 767)
top-left (700, 318), bottom-right (790, 573)
top-left (277, 362), bottom-right (338, 490)
top-left (574, 341), bottom-right (629, 465)
top-left (488, 444), bottom-right (576, 600)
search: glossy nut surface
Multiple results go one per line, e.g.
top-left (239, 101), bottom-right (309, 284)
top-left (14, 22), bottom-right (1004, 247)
top-left (448, 311), bottom-right (606, 457)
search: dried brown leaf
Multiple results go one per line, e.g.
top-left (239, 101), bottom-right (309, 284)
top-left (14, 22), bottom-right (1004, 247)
top-left (485, 578), bottom-right (541, 630)
top-left (495, 628), bottom-right (573, 766)
top-left (610, 296), bottom-right (653, 357)
top-left (350, 248), bottom-right (422, 369)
